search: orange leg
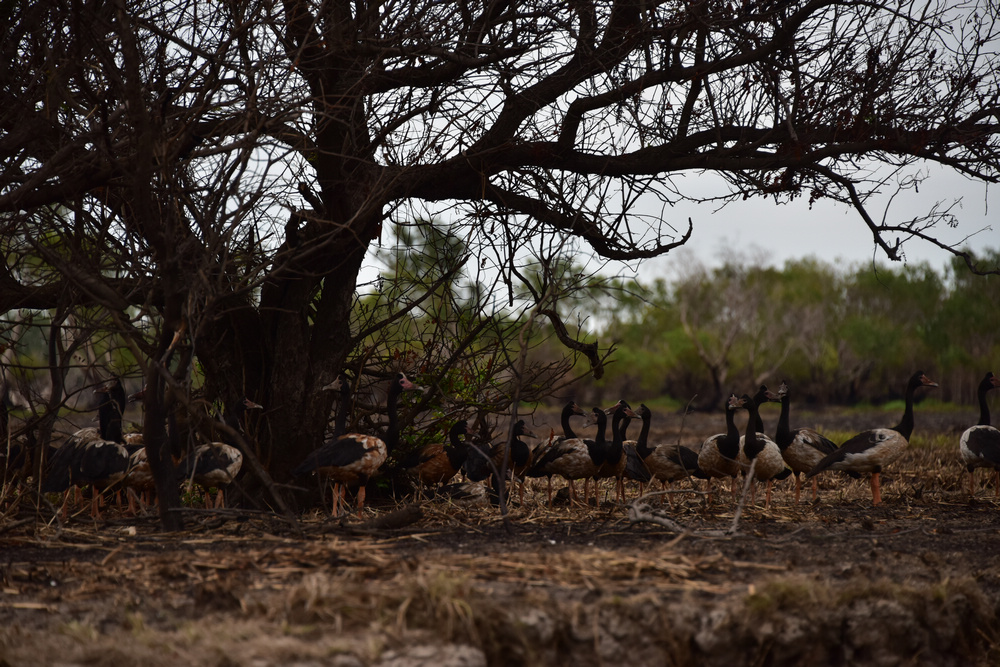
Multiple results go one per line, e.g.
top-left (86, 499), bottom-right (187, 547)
top-left (356, 484), bottom-right (366, 519)
top-left (90, 489), bottom-right (103, 520)
top-left (330, 482), bottom-right (343, 516)
top-left (127, 489), bottom-right (140, 515)
top-left (58, 489), bottom-right (72, 520)
top-left (871, 472), bottom-right (882, 505)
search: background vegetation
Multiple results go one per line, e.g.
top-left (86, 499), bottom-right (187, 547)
top-left (580, 248), bottom-right (1000, 409)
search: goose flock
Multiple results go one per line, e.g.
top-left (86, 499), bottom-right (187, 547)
top-left (305, 368), bottom-right (996, 515)
top-left (4, 368), bottom-right (999, 519)
top-left (20, 377), bottom-right (261, 519)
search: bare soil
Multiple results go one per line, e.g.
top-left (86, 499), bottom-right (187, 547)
top-left (2, 407), bottom-right (999, 666)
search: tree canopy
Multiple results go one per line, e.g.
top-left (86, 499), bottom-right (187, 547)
top-left (2, 0), bottom-right (999, 527)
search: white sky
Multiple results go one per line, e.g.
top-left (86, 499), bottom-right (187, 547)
top-left (366, 164), bottom-right (997, 291)
top-left (639, 166), bottom-right (998, 278)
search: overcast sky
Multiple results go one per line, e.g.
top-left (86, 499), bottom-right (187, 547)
top-left (368, 165), bottom-right (996, 291)
top-left (638, 165), bottom-right (997, 279)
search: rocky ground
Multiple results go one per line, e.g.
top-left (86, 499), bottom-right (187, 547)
top-left (1, 406), bottom-right (998, 666)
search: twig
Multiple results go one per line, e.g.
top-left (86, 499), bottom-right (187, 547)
top-left (728, 458), bottom-right (758, 535)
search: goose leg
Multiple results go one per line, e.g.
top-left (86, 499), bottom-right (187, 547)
top-left (871, 472), bottom-right (882, 506)
top-left (356, 485), bottom-right (366, 519)
top-left (663, 480), bottom-right (675, 508)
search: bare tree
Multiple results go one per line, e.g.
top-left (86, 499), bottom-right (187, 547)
top-left (2, 0), bottom-right (999, 525)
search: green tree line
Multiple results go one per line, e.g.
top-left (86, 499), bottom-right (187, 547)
top-left (586, 249), bottom-right (1000, 409)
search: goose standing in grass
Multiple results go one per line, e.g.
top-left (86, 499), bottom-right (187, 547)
top-left (42, 377), bottom-right (130, 519)
top-left (807, 370), bottom-right (938, 505)
top-left (402, 419), bottom-right (470, 489)
top-left (773, 380), bottom-right (841, 503)
top-left (181, 396), bottom-right (262, 509)
top-left (464, 419), bottom-right (537, 504)
top-left (629, 404), bottom-right (705, 505)
top-left (525, 401), bottom-right (588, 505)
top-left (596, 400), bottom-right (630, 503)
top-left (293, 372), bottom-right (418, 517)
top-left (697, 394), bottom-right (744, 502)
top-left (737, 385), bottom-right (774, 461)
top-left (737, 393), bottom-right (792, 509)
top-left (620, 408), bottom-right (653, 492)
top-left (959, 371), bottom-right (1000, 497)
top-left (527, 406), bottom-right (605, 507)
top-left (122, 386), bottom-right (153, 514)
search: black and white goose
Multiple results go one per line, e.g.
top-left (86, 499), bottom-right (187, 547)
top-left (697, 394), bottom-right (744, 501)
top-left (596, 400), bottom-right (630, 503)
top-left (959, 371), bottom-right (1000, 497)
top-left (464, 419), bottom-right (538, 504)
top-left (525, 401), bottom-right (587, 505)
top-left (807, 370), bottom-right (938, 505)
top-left (42, 377), bottom-right (130, 519)
top-left (736, 392), bottom-right (792, 509)
top-left (619, 409), bottom-right (653, 491)
top-left (773, 380), bottom-right (841, 503)
top-left (526, 406), bottom-right (605, 507)
top-left (293, 372), bottom-right (418, 517)
top-left (629, 403), bottom-right (705, 505)
top-left (181, 396), bottom-right (262, 509)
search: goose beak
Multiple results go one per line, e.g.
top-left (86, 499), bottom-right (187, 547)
top-left (322, 377), bottom-right (343, 391)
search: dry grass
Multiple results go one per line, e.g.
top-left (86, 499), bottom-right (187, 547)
top-left (2, 408), bottom-right (999, 665)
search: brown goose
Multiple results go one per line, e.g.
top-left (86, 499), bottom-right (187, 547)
top-left (401, 419), bottom-right (470, 488)
top-left (181, 396), bottom-right (262, 509)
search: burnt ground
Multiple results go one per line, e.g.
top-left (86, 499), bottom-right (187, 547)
top-left (1, 407), bottom-right (999, 666)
